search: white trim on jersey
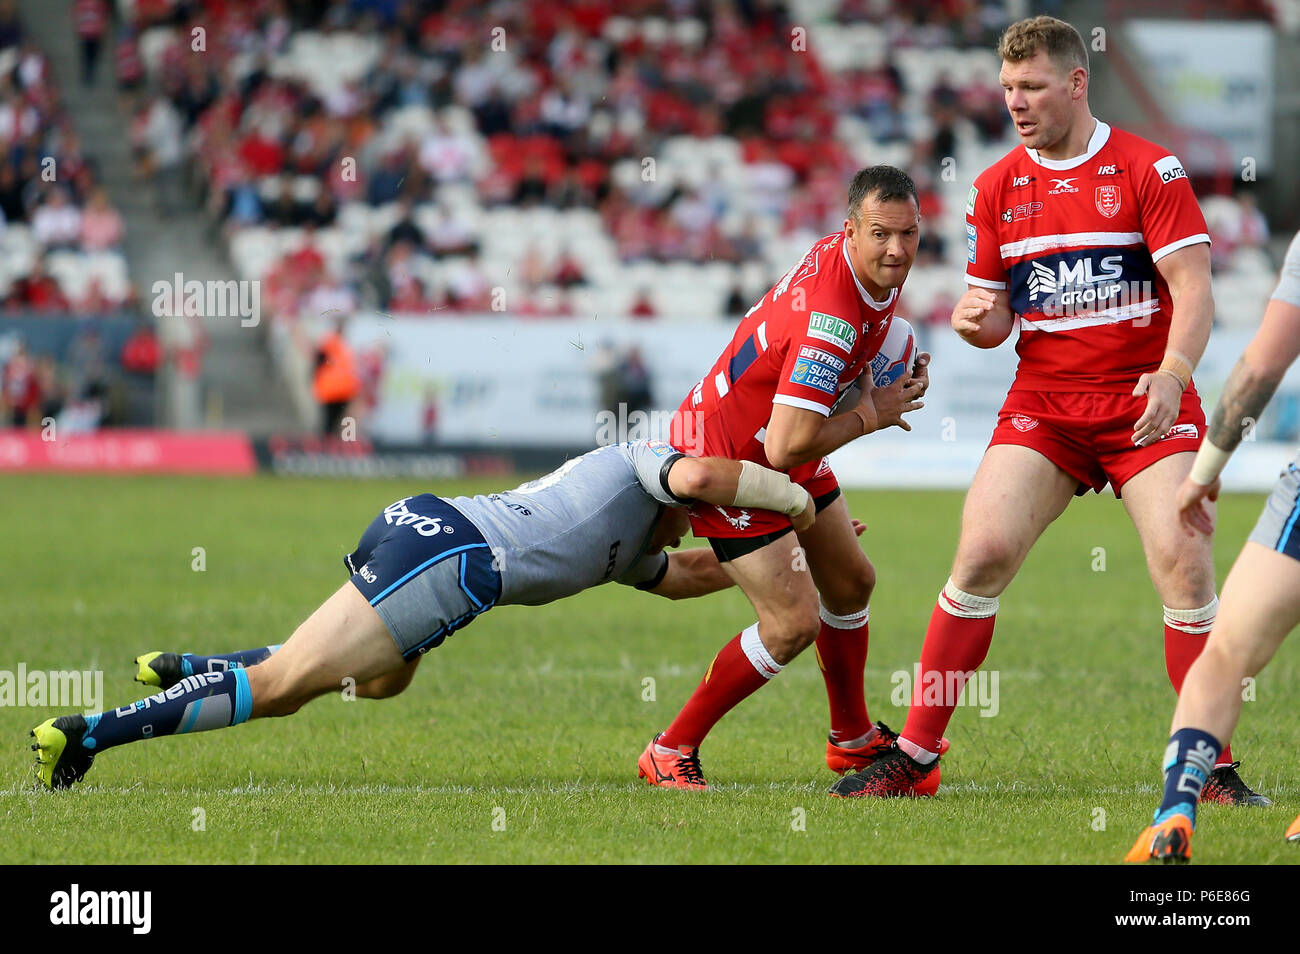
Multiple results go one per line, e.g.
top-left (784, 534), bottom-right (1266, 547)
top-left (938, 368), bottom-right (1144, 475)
top-left (1020, 297), bottom-right (1161, 332)
top-left (966, 274), bottom-right (1008, 290)
top-left (998, 231), bottom-right (1143, 259)
top-left (1023, 120), bottom-right (1111, 170)
top-left (1150, 233), bottom-right (1211, 263)
top-left (773, 394), bottom-right (832, 416)
top-left (841, 242), bottom-right (899, 310)
top-left (757, 320), bottom-right (768, 350)
top-left (714, 371), bottom-right (729, 398)
top-left (754, 427), bottom-right (767, 443)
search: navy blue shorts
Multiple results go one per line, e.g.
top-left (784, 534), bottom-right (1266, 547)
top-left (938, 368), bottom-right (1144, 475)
top-left (345, 494), bottom-right (502, 660)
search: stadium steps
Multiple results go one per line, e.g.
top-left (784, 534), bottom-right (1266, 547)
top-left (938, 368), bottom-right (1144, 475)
top-left (21, 0), bottom-right (303, 437)
top-left (1065, 0), bottom-right (1161, 135)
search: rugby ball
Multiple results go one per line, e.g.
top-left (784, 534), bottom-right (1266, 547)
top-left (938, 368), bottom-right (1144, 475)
top-left (830, 317), bottom-right (918, 414)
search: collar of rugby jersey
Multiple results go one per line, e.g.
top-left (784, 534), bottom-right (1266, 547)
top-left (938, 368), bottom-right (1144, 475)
top-left (841, 240), bottom-right (899, 311)
top-left (1024, 118), bottom-right (1110, 170)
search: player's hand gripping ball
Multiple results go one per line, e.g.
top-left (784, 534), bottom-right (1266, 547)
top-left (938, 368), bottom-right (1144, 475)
top-left (830, 317), bottom-right (918, 414)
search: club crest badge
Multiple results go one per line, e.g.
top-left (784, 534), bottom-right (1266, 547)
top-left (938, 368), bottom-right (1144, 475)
top-left (1096, 185), bottom-right (1121, 218)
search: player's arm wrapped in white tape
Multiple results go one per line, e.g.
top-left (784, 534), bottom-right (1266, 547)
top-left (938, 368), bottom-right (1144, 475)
top-left (733, 460), bottom-right (813, 521)
top-left (1188, 440), bottom-right (1233, 486)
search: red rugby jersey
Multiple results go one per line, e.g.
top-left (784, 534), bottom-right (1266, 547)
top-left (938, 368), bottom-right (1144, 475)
top-left (671, 232), bottom-right (899, 468)
top-left (965, 121), bottom-right (1209, 392)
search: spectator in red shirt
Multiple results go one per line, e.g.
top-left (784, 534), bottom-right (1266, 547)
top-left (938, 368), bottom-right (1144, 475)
top-left (2, 340), bottom-right (40, 427)
top-left (121, 320), bottom-right (161, 376)
top-left (8, 257), bottom-right (69, 312)
top-left (553, 248), bottom-right (587, 288)
top-left (76, 276), bottom-right (113, 313)
top-left (629, 288), bottom-right (656, 319)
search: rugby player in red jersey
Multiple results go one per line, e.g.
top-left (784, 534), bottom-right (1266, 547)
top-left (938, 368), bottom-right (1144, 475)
top-left (639, 166), bottom-right (930, 789)
top-left (832, 16), bottom-right (1266, 802)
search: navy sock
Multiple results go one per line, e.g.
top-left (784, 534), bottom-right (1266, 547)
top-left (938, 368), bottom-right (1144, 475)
top-left (82, 669), bottom-right (253, 753)
top-left (1155, 727), bottom-right (1222, 826)
top-left (180, 645), bottom-right (281, 677)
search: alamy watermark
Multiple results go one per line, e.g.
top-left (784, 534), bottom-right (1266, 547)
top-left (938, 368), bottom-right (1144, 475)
top-left (594, 404), bottom-right (704, 456)
top-left (50, 884), bottom-right (151, 934)
top-left (151, 273), bottom-right (261, 327)
top-left (890, 664), bottom-right (999, 718)
top-left (0, 663), bottom-right (102, 713)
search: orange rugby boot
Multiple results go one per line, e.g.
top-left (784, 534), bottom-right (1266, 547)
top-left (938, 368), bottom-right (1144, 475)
top-left (638, 734), bottom-right (708, 790)
top-left (1124, 814), bottom-right (1194, 864)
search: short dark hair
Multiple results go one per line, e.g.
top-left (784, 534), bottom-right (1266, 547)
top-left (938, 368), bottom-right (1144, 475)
top-left (846, 166), bottom-right (918, 223)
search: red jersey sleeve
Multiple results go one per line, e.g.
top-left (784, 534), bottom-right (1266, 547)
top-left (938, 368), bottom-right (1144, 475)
top-left (964, 176), bottom-right (1008, 289)
top-left (771, 308), bottom-right (857, 416)
top-left (1135, 151), bottom-right (1210, 263)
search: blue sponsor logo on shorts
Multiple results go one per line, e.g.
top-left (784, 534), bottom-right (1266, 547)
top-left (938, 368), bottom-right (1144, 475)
top-left (789, 357), bottom-right (840, 396)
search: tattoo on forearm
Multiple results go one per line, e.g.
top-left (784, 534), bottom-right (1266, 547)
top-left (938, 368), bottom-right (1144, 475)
top-left (1207, 357), bottom-right (1282, 451)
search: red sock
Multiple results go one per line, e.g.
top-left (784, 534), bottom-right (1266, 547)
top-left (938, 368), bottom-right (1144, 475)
top-left (1164, 599), bottom-right (1231, 764)
top-left (659, 624), bottom-right (780, 750)
top-left (900, 580), bottom-right (998, 754)
top-left (815, 604), bottom-right (870, 743)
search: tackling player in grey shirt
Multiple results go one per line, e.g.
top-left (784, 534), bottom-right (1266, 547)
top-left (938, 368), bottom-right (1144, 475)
top-left (32, 441), bottom-right (827, 789)
top-left (452, 440), bottom-right (695, 605)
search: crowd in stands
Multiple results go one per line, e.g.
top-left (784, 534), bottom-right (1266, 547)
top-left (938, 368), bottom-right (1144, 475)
top-left (98, 0), bottom-right (1285, 333)
top-left (109, 0), bottom-right (1026, 326)
top-left (0, 2), bottom-right (149, 433)
top-left (0, 1), bottom-right (134, 315)
top-left (0, 318), bottom-right (157, 429)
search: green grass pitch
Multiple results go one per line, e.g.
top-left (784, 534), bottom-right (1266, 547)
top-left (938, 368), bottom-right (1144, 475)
top-left (1, 473), bottom-right (1297, 864)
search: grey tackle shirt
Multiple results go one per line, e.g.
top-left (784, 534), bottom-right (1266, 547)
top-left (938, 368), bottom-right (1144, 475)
top-left (449, 440), bottom-right (684, 606)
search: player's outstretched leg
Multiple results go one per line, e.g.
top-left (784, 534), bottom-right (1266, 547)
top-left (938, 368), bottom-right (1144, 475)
top-left (134, 646), bottom-right (283, 690)
top-left (134, 645), bottom-right (414, 699)
top-left (32, 581), bottom-right (404, 790)
top-left (1121, 454), bottom-right (1269, 806)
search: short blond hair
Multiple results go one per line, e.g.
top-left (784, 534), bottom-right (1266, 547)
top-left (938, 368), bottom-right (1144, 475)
top-left (998, 16), bottom-right (1088, 76)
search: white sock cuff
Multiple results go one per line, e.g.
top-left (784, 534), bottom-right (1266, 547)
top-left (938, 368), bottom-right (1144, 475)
top-left (1164, 596), bottom-right (1218, 635)
top-left (938, 578), bottom-right (999, 619)
top-left (818, 600), bottom-right (869, 630)
top-left (898, 736), bottom-right (940, 764)
top-left (740, 622), bottom-right (783, 680)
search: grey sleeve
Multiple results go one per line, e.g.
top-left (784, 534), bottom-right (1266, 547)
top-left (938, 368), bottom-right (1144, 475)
top-left (618, 550), bottom-right (670, 590)
top-left (622, 440), bottom-right (689, 506)
top-left (1272, 230), bottom-right (1300, 308)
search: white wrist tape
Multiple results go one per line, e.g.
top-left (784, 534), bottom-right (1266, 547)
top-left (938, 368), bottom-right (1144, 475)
top-left (734, 460), bottom-right (808, 516)
top-left (1188, 441), bottom-right (1232, 486)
